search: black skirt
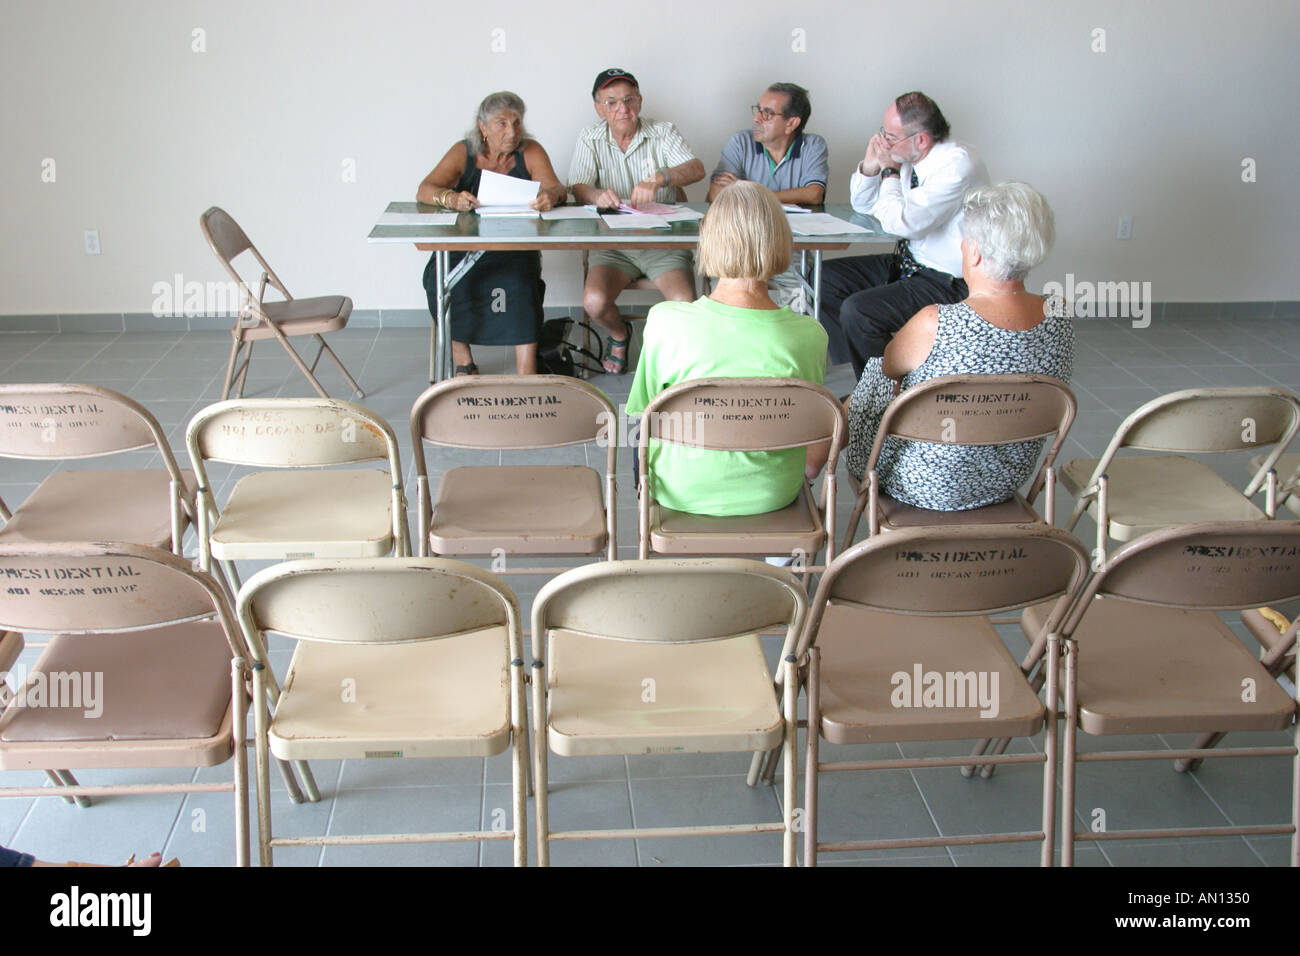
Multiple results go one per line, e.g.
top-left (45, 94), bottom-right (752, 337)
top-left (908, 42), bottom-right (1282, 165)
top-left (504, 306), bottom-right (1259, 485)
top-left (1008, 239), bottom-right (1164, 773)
top-left (422, 249), bottom-right (545, 346)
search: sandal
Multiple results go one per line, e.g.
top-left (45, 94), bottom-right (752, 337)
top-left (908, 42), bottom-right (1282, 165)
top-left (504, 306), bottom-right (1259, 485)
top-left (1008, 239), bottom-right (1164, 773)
top-left (603, 329), bottom-right (630, 375)
top-left (454, 363), bottom-right (479, 377)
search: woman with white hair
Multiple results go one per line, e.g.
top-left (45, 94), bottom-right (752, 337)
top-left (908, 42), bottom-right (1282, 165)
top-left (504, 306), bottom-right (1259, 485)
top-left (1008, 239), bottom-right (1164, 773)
top-left (840, 181), bottom-right (1074, 509)
top-left (417, 91), bottom-right (566, 375)
top-left (625, 181), bottom-right (828, 516)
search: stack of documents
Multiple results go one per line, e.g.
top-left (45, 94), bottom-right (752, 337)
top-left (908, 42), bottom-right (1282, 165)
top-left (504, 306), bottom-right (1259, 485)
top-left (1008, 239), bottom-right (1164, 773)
top-left (476, 169), bottom-right (541, 217)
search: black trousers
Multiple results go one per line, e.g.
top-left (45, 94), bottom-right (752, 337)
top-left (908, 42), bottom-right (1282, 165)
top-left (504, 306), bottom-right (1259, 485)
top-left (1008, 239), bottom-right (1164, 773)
top-left (817, 253), bottom-right (968, 379)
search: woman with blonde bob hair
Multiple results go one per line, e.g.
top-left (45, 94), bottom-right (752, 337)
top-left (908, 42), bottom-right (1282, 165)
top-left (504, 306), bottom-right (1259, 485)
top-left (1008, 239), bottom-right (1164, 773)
top-left (840, 180), bottom-right (1075, 511)
top-left (625, 181), bottom-right (829, 516)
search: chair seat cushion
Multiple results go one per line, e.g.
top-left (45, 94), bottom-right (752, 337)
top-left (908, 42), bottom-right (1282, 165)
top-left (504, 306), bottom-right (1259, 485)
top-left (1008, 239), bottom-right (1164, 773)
top-left (269, 628), bottom-right (512, 761)
top-left (0, 469), bottom-right (195, 550)
top-left (244, 296), bottom-right (351, 339)
top-left (650, 484), bottom-right (823, 555)
top-left (211, 469), bottom-right (393, 559)
top-left (1021, 598), bottom-right (1295, 735)
top-left (0, 621), bottom-right (232, 743)
top-left (546, 629), bottom-right (782, 756)
top-left (429, 466), bottom-right (606, 555)
top-left (878, 491), bottom-right (1037, 530)
top-left (815, 604), bottom-right (1045, 744)
top-left (1060, 456), bottom-right (1265, 540)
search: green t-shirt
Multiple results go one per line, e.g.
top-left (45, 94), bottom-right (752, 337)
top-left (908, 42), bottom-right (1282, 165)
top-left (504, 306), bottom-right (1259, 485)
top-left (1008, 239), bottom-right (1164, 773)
top-left (625, 296), bottom-right (828, 516)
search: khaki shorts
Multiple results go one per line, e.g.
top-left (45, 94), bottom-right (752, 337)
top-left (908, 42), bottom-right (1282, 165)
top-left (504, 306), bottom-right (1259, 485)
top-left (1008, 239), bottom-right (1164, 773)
top-left (589, 248), bottom-right (694, 282)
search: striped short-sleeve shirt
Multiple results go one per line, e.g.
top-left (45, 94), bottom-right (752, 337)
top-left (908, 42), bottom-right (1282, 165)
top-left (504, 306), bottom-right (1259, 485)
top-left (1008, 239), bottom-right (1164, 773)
top-left (567, 119), bottom-right (698, 204)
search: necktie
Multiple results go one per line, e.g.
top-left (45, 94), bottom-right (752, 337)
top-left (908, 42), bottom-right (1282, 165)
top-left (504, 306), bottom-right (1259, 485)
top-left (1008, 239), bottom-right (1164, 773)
top-left (896, 168), bottom-right (922, 277)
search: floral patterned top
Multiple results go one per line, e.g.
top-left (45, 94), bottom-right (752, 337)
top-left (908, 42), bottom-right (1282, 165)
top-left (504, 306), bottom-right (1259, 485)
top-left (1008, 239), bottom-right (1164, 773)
top-left (846, 296), bottom-right (1074, 510)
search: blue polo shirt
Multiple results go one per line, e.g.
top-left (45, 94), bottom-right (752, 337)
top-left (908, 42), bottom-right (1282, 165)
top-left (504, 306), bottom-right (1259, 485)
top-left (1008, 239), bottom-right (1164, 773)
top-left (711, 130), bottom-right (829, 195)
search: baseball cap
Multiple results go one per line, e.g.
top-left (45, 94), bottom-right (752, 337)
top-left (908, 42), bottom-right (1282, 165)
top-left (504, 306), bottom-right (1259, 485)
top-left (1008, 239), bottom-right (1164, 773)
top-left (592, 68), bottom-right (638, 98)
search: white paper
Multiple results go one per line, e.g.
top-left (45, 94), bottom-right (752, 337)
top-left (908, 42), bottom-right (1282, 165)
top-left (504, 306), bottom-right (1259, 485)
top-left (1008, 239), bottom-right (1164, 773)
top-left (601, 213), bottom-right (670, 229)
top-left (662, 207), bottom-right (704, 222)
top-left (476, 204), bottom-right (538, 217)
top-left (788, 213), bottom-right (874, 236)
top-left (782, 204), bottom-right (811, 213)
top-left (540, 206), bottom-right (601, 220)
top-left (477, 169), bottom-right (541, 206)
top-left (376, 211), bottom-right (458, 226)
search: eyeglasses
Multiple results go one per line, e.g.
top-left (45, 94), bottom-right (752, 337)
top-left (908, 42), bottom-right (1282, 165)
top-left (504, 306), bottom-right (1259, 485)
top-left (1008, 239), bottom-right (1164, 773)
top-left (752, 105), bottom-right (787, 121)
top-left (600, 95), bottom-right (642, 109)
top-left (880, 126), bottom-right (921, 147)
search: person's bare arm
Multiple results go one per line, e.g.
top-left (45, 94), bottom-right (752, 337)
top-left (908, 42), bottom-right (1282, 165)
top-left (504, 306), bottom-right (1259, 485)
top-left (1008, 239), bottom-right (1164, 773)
top-left (706, 171), bottom-right (739, 202)
top-left (805, 438), bottom-right (831, 479)
top-left (522, 141), bottom-right (567, 211)
top-left (630, 158), bottom-right (707, 208)
top-left (774, 183), bottom-right (825, 205)
top-left (881, 305), bottom-right (940, 380)
top-left (417, 143), bottom-right (476, 210)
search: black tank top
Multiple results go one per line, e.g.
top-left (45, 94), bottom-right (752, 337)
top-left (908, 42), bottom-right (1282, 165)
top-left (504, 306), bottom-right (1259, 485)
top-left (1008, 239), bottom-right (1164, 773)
top-left (456, 140), bottom-right (531, 194)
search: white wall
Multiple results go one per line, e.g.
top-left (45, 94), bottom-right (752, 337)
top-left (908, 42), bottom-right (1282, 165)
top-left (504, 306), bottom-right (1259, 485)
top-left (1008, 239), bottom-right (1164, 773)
top-left (2, 0), bottom-right (1297, 316)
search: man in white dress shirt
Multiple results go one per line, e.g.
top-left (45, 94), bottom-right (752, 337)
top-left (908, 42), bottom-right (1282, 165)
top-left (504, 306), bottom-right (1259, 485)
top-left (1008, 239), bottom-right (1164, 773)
top-left (818, 92), bottom-right (989, 378)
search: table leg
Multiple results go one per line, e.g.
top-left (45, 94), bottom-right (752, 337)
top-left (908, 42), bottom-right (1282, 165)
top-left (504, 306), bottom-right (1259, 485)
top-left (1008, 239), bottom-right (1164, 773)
top-left (430, 251), bottom-right (486, 384)
top-left (813, 250), bottom-right (823, 322)
top-left (430, 252), bottom-right (446, 384)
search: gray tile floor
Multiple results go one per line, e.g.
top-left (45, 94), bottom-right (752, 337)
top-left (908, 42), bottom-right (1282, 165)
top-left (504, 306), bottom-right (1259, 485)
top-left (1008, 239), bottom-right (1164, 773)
top-left (1, 312), bottom-right (1297, 867)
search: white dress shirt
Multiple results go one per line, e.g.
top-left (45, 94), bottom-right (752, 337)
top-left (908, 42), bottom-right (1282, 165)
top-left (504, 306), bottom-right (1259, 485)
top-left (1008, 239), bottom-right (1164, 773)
top-left (848, 140), bottom-right (989, 278)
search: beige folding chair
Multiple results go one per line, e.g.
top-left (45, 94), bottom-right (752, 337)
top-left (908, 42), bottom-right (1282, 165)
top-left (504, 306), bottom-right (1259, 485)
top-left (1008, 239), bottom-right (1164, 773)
top-left (0, 542), bottom-right (253, 866)
top-left (841, 374), bottom-right (1076, 550)
top-left (238, 557), bottom-right (528, 866)
top-left (410, 375), bottom-right (616, 573)
top-left (200, 206), bottom-right (364, 401)
top-left (797, 524), bottom-right (1088, 867)
top-left (530, 558), bottom-right (805, 866)
top-left (637, 378), bottom-right (846, 575)
top-left (1061, 387), bottom-right (1300, 563)
top-left (0, 384), bottom-right (195, 553)
top-left (1033, 521), bottom-right (1300, 866)
top-left (187, 398), bottom-right (409, 587)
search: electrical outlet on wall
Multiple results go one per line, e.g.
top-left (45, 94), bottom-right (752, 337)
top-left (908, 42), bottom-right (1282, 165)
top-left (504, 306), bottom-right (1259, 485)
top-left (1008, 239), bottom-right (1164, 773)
top-left (1116, 216), bottom-right (1133, 240)
top-left (84, 229), bottom-right (101, 254)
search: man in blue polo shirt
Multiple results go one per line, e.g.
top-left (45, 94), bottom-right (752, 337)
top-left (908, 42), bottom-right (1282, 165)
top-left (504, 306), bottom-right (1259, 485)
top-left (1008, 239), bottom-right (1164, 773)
top-left (708, 82), bottom-right (828, 310)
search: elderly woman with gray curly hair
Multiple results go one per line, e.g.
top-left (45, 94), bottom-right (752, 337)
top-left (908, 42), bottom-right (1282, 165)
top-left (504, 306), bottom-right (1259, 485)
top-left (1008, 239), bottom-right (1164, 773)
top-left (834, 181), bottom-right (1075, 511)
top-left (418, 91), bottom-right (567, 375)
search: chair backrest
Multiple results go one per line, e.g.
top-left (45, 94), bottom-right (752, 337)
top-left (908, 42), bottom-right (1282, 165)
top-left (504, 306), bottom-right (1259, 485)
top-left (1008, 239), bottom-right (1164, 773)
top-left (200, 206), bottom-right (254, 264)
top-left (187, 398), bottom-right (399, 471)
top-left (0, 383), bottom-right (178, 465)
top-left (1062, 521), bottom-right (1300, 637)
top-left (0, 542), bottom-right (240, 654)
top-left (1114, 388), bottom-right (1299, 454)
top-left (867, 373), bottom-right (1075, 458)
top-left (801, 524), bottom-right (1089, 653)
top-left (199, 207), bottom-right (288, 314)
top-left (531, 558), bottom-right (806, 661)
top-left (411, 375), bottom-right (616, 451)
top-left (639, 377), bottom-right (845, 454)
top-left (237, 558), bottom-right (519, 648)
